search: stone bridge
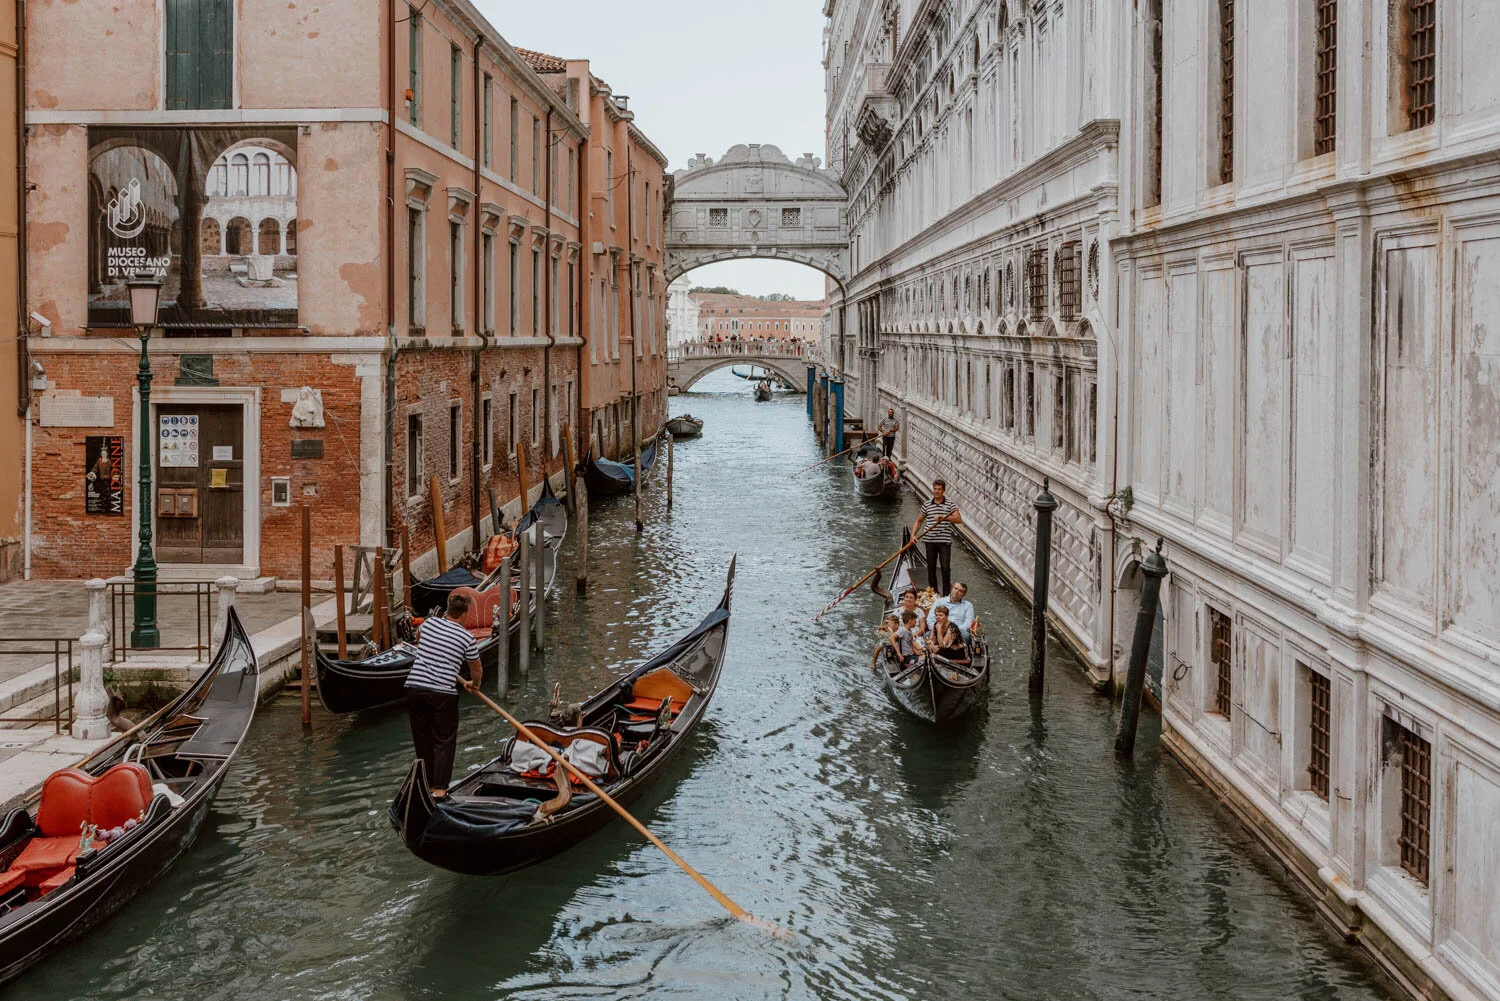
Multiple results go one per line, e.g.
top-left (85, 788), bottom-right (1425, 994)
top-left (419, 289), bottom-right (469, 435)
top-left (667, 341), bottom-right (810, 392)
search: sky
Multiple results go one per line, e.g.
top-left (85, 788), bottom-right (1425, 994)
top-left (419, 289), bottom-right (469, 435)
top-left (475, 0), bottom-right (832, 301)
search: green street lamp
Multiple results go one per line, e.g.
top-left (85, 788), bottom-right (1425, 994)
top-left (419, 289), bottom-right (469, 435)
top-left (127, 271), bottom-right (162, 650)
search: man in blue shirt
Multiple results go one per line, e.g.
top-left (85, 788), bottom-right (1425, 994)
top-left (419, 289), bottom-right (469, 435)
top-left (926, 582), bottom-right (977, 640)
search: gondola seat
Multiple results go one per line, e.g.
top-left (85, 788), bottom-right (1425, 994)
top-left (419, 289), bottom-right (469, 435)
top-left (503, 724), bottom-right (623, 782)
top-left (0, 869), bottom-right (23, 897)
top-left (7, 763), bottom-right (152, 887)
top-left (622, 668), bottom-right (695, 716)
top-left (37, 866), bottom-right (74, 896)
top-left (450, 586), bottom-right (506, 640)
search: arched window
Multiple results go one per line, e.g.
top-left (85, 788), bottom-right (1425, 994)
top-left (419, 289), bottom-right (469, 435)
top-left (258, 218), bottom-right (281, 255)
top-left (208, 163), bottom-right (227, 197)
top-left (230, 154), bottom-right (250, 196)
top-left (252, 153), bottom-right (271, 196)
top-left (225, 217), bottom-right (252, 255)
top-left (200, 218), bottom-right (222, 256)
top-left (286, 219), bottom-right (297, 254)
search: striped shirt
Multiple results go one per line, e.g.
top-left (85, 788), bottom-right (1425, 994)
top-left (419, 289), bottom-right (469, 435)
top-left (919, 499), bottom-right (958, 544)
top-left (878, 418), bottom-right (899, 436)
top-left (405, 616), bottom-right (480, 694)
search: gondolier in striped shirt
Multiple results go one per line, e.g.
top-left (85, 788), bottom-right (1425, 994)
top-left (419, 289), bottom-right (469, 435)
top-left (912, 479), bottom-right (962, 595)
top-left (405, 591), bottom-right (483, 797)
top-left (877, 409), bottom-right (900, 457)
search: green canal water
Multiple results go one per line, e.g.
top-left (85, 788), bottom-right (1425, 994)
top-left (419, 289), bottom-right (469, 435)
top-left (12, 370), bottom-right (1399, 1000)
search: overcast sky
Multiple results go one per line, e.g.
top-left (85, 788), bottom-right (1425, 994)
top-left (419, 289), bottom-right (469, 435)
top-left (475, 0), bottom-right (831, 301)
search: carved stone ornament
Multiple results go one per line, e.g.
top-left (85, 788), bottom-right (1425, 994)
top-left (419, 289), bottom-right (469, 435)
top-left (289, 387), bottom-right (325, 429)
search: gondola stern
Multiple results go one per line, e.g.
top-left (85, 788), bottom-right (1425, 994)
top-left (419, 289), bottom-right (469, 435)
top-left (719, 556), bottom-right (737, 613)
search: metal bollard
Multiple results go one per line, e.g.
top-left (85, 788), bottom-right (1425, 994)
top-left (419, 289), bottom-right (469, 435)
top-left (1029, 479), bottom-right (1058, 696)
top-left (1115, 541), bottom-right (1169, 759)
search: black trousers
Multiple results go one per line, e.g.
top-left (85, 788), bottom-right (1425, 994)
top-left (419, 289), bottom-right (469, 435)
top-left (882, 435), bottom-right (896, 457)
top-left (406, 686), bottom-right (460, 790)
top-left (925, 542), bottom-right (952, 595)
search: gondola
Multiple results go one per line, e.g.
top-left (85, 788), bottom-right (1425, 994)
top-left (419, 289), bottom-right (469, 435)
top-left (850, 439), bottom-right (899, 498)
top-left (315, 486), bottom-right (566, 715)
top-left (0, 609), bottom-right (259, 986)
top-left (584, 435), bottom-right (659, 497)
top-left (664, 414), bottom-right (704, 439)
top-left (753, 380), bottom-right (772, 402)
top-left (874, 530), bottom-right (989, 724)
top-left (389, 559), bottom-right (735, 876)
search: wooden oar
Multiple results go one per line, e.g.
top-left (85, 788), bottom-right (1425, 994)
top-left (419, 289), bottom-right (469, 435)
top-left (812, 524), bottom-right (936, 622)
top-left (470, 689), bottom-right (792, 939)
top-left (786, 441), bottom-right (865, 478)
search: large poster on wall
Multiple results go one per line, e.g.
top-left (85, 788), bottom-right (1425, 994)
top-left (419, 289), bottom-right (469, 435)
top-left (84, 435), bottom-right (124, 515)
top-left (87, 126), bottom-right (299, 328)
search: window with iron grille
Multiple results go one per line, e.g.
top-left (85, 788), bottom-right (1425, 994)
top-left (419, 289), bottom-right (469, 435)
top-left (1023, 366), bottom-right (1035, 438)
top-left (709, 208), bottom-right (729, 228)
top-left (1314, 0), bottom-right (1338, 154)
top-left (1057, 242), bottom-right (1081, 321)
top-left (1210, 607), bottom-right (1232, 716)
top-left (1145, 0), bottom-right (1163, 207)
top-left (1405, 0), bottom-right (1436, 130)
top-left (1308, 668), bottom-right (1331, 800)
top-left (781, 207), bottom-right (801, 228)
top-left (1027, 248), bottom-right (1048, 319)
top-left (1396, 722), bottom-right (1431, 883)
top-left (1218, 0), bottom-right (1235, 183)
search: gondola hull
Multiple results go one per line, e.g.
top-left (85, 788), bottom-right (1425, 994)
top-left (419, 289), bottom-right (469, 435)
top-left (664, 416), bottom-right (703, 439)
top-left (0, 610), bottom-right (259, 987)
top-left (851, 443), bottom-right (898, 498)
top-left (585, 439), bottom-right (659, 496)
top-left (390, 562), bottom-right (734, 875)
top-left (753, 384), bottom-right (772, 401)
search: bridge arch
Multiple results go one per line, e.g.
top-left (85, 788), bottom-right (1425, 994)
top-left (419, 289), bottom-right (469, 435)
top-left (669, 353), bottom-right (810, 393)
top-left (665, 144), bottom-right (849, 288)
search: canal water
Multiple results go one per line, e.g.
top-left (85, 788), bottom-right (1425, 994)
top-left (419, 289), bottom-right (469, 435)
top-left (14, 370), bottom-right (1400, 1001)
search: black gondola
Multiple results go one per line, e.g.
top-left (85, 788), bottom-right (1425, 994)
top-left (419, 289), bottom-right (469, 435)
top-left (315, 485), bottom-right (567, 715)
top-left (0, 609), bottom-right (260, 987)
top-left (850, 439), bottom-right (899, 498)
top-left (584, 436), bottom-right (660, 497)
top-left (753, 380), bottom-right (772, 401)
top-left (875, 531), bottom-right (989, 724)
top-left (389, 559), bottom-right (735, 875)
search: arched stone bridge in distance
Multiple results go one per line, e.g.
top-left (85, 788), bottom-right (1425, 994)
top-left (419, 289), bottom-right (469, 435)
top-left (667, 342), bottom-right (811, 393)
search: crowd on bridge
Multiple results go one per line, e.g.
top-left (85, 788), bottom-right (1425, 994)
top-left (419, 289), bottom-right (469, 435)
top-left (671, 336), bottom-right (809, 359)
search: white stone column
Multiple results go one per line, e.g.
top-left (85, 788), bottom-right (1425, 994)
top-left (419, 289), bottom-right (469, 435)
top-left (212, 576), bottom-right (239, 653)
top-left (71, 630), bottom-right (111, 740)
top-left (86, 578), bottom-right (111, 664)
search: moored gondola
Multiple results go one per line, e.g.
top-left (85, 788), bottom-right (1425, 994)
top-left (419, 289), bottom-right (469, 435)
top-left (584, 436), bottom-right (660, 497)
top-left (315, 487), bottom-right (566, 715)
top-left (850, 439), bottom-right (899, 498)
top-left (389, 559), bottom-right (735, 875)
top-left (0, 609), bottom-right (260, 987)
top-left (874, 532), bottom-right (989, 724)
top-left (664, 414), bottom-right (704, 439)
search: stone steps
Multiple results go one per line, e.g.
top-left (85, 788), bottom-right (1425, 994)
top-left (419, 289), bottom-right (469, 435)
top-left (0, 685), bottom-right (76, 730)
top-left (0, 662), bottom-right (81, 721)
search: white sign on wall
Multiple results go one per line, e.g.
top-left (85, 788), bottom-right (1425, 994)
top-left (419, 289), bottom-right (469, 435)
top-left (159, 413), bottom-right (199, 468)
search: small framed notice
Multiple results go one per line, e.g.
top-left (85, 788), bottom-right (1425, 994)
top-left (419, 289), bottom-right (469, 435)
top-left (212, 445), bottom-right (233, 462)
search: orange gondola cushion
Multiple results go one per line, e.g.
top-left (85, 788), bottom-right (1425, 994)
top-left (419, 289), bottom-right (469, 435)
top-left (0, 869), bottom-right (23, 896)
top-left (34, 762), bottom-right (152, 837)
top-left (10, 837), bottom-right (79, 873)
top-left (37, 866), bottom-right (75, 896)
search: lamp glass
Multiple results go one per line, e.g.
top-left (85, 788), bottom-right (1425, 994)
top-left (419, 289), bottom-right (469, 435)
top-left (127, 273), bottom-right (162, 327)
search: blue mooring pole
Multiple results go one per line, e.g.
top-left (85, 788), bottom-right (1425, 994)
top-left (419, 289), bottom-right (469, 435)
top-left (831, 379), bottom-right (845, 455)
top-left (806, 365), bottom-right (816, 417)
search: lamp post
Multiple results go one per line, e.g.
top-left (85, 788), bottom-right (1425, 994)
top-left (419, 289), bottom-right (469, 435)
top-left (127, 272), bottom-right (163, 649)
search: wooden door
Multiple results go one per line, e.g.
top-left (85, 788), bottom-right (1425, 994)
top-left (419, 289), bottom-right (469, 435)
top-left (156, 404), bottom-right (244, 563)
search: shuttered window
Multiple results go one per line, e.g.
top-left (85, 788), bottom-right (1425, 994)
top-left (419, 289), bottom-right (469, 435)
top-left (165, 0), bottom-right (233, 111)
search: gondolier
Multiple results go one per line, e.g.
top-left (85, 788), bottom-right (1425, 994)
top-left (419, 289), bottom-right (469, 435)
top-left (877, 408), bottom-right (900, 457)
top-left (912, 479), bottom-right (961, 595)
top-left (405, 591), bottom-right (483, 797)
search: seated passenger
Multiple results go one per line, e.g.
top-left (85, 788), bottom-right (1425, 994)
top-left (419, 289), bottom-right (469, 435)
top-left (930, 606), bottom-right (970, 665)
top-left (896, 611), bottom-right (921, 667)
top-left (926, 582), bottom-right (977, 640)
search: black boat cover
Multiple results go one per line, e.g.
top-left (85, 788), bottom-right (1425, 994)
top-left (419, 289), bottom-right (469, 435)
top-left (410, 567), bottom-right (482, 617)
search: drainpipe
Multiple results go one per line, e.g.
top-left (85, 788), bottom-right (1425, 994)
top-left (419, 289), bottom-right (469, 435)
top-left (470, 35), bottom-right (484, 547)
top-left (18, 0), bottom-right (29, 578)
top-left (575, 88), bottom-right (589, 468)
top-left (626, 142), bottom-right (641, 533)
top-left (383, 0), bottom-right (398, 547)
top-left (543, 107), bottom-right (555, 485)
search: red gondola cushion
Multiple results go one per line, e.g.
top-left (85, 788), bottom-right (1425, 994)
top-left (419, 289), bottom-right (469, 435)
top-left (0, 869), bottom-right (25, 896)
top-left (34, 762), bottom-right (152, 837)
top-left (37, 866), bottom-right (75, 896)
top-left (10, 836), bottom-right (80, 876)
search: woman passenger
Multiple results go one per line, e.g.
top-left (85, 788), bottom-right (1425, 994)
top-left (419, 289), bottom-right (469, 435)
top-left (930, 606), bottom-right (969, 665)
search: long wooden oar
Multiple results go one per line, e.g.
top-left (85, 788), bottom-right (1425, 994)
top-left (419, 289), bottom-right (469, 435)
top-left (812, 524), bottom-right (936, 622)
top-left (787, 441), bottom-right (864, 478)
top-left (470, 689), bottom-right (792, 939)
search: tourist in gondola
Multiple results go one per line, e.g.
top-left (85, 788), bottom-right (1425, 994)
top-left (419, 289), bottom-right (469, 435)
top-left (405, 590), bottom-right (484, 798)
top-left (930, 605), bottom-right (970, 665)
top-left (926, 582), bottom-right (977, 640)
top-left (897, 588), bottom-right (928, 651)
top-left (911, 478), bottom-right (962, 594)
top-left (878, 408), bottom-right (900, 457)
top-left (896, 611), bottom-right (921, 667)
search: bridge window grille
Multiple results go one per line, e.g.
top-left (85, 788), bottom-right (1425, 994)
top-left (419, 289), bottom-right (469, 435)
top-left (709, 208), bottom-right (728, 228)
top-left (1387, 719), bottom-right (1431, 884)
top-left (1218, 0), bottom-right (1235, 184)
top-left (1308, 668), bottom-right (1331, 800)
top-left (1057, 242), bottom-right (1081, 321)
top-left (1405, 0), bottom-right (1437, 130)
top-left (781, 207), bottom-right (801, 228)
top-left (1314, 0), bottom-right (1338, 154)
top-left (1210, 608), bottom-right (1233, 717)
top-left (1026, 249), bottom-right (1048, 319)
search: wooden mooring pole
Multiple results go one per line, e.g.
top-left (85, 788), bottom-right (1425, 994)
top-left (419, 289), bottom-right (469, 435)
top-left (1115, 541), bottom-right (1168, 759)
top-left (429, 476), bottom-right (448, 573)
top-left (400, 526), bottom-right (413, 613)
top-left (533, 529), bottom-right (545, 652)
top-left (562, 421), bottom-right (578, 516)
top-left (333, 544), bottom-right (348, 659)
top-left (575, 473), bottom-right (589, 593)
top-left (300, 503), bottom-right (312, 726)
top-left (666, 432), bottom-right (674, 510)
top-left (1028, 479), bottom-right (1058, 696)
top-left (517, 530), bottom-right (531, 676)
top-left (495, 553), bottom-right (512, 699)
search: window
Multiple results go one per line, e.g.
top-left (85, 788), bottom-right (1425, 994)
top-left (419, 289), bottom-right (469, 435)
top-left (605, 150), bottom-right (615, 219)
top-left (1308, 669), bottom-right (1331, 801)
top-left (450, 46), bottom-right (462, 148)
top-left (1052, 374), bottom-right (1065, 449)
top-left (782, 207), bottom-right (801, 228)
top-left (509, 98), bottom-right (519, 180)
top-left (567, 147), bottom-right (576, 208)
top-left (507, 392), bottom-right (518, 458)
top-left (448, 402), bottom-right (462, 481)
top-left (449, 221), bottom-right (463, 331)
top-left (482, 233), bottom-right (494, 332)
top-left (709, 207), bottom-right (729, 229)
top-left (532, 117), bottom-right (541, 195)
top-left (481, 396), bottom-right (493, 467)
top-left (567, 261), bottom-right (576, 335)
top-left (406, 412), bottom-right (424, 497)
top-left (1403, 0), bottom-right (1437, 130)
top-left (1027, 248), bottom-right (1048, 319)
top-left (1314, 0), bottom-right (1338, 154)
top-left (1002, 367), bottom-right (1016, 430)
top-left (482, 74), bottom-right (493, 167)
top-left (1085, 382), bottom-right (1097, 464)
top-left (407, 207), bottom-right (425, 332)
top-left (1144, 0), bottom-right (1164, 206)
top-left (551, 258), bottom-right (560, 336)
top-left (1394, 721), bottom-right (1432, 884)
top-left (407, 8), bottom-right (421, 126)
top-left (1023, 365), bottom-right (1035, 438)
top-left (166, 0), bottom-right (233, 110)
top-left (1209, 607), bottom-right (1233, 717)
top-left (531, 388), bottom-right (541, 445)
top-left (1057, 242), bottom-right (1081, 321)
top-left (1064, 373), bottom-right (1078, 461)
top-left (531, 249), bottom-right (541, 335)
top-left (1217, 0), bottom-right (1235, 184)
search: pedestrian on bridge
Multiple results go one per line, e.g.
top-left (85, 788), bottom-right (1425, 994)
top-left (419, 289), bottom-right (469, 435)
top-left (912, 479), bottom-right (962, 595)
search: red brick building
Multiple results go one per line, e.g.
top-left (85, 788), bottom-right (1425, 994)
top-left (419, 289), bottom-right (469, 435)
top-left (691, 293), bottom-right (824, 342)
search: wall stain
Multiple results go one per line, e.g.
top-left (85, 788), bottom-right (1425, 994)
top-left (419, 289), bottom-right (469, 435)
top-left (29, 221), bottom-right (69, 254)
top-left (337, 260), bottom-right (382, 334)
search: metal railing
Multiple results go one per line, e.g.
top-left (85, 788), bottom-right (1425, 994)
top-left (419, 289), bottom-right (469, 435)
top-left (669, 339), bottom-right (809, 361)
top-left (0, 638), bottom-right (75, 733)
top-left (109, 581), bottom-right (213, 662)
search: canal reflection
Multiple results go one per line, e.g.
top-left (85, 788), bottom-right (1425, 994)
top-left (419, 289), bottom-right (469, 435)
top-left (11, 370), bottom-right (1398, 1001)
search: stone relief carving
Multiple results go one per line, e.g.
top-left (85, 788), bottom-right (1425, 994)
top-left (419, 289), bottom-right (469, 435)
top-left (289, 387), bottom-right (325, 429)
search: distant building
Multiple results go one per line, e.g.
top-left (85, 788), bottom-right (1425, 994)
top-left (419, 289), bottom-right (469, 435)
top-left (690, 293), bottom-right (823, 341)
top-left (665, 278), bottom-right (698, 349)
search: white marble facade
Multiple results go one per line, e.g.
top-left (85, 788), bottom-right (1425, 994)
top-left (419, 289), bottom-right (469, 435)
top-left (825, 1), bottom-right (1500, 998)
